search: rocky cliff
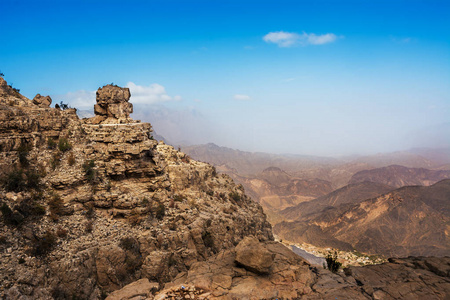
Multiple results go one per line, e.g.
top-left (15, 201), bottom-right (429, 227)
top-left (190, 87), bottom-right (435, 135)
top-left (0, 79), bottom-right (272, 299)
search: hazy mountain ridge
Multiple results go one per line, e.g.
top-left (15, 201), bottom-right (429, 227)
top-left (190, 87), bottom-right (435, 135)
top-left (274, 179), bottom-right (450, 257)
top-left (183, 143), bottom-right (449, 189)
top-left (280, 181), bottom-right (396, 222)
top-left (349, 164), bottom-right (450, 188)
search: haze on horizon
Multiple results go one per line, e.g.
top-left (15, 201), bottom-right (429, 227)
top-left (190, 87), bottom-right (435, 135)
top-left (1, 0), bottom-right (449, 157)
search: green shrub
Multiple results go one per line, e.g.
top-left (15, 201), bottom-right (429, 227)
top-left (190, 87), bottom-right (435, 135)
top-left (229, 191), bottom-right (241, 202)
top-left (82, 160), bottom-right (96, 183)
top-left (155, 203), bottom-right (165, 220)
top-left (67, 152), bottom-right (76, 166)
top-left (85, 220), bottom-right (93, 233)
top-left (25, 169), bottom-right (41, 190)
top-left (325, 251), bottom-right (342, 273)
top-left (48, 193), bottom-right (64, 222)
top-left (17, 142), bottom-right (31, 167)
top-left (47, 138), bottom-right (57, 149)
top-left (58, 137), bottom-right (72, 152)
top-left (50, 151), bottom-right (62, 170)
top-left (2, 167), bottom-right (26, 192)
top-left (31, 231), bottom-right (57, 256)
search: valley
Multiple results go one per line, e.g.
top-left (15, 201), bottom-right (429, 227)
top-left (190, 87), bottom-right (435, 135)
top-left (184, 143), bottom-right (450, 259)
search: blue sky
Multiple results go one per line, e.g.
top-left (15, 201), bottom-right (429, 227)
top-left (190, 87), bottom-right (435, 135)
top-left (1, 0), bottom-right (449, 155)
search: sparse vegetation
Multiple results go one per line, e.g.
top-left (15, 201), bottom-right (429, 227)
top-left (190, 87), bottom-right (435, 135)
top-left (85, 203), bottom-right (95, 219)
top-left (1, 202), bottom-right (22, 225)
top-left (31, 231), bottom-right (57, 256)
top-left (85, 220), bottom-right (93, 233)
top-left (50, 151), bottom-right (62, 170)
top-left (58, 137), bottom-right (72, 152)
top-left (17, 142), bottom-right (31, 167)
top-left (48, 192), bottom-right (64, 222)
top-left (67, 152), bottom-right (76, 166)
top-left (59, 101), bottom-right (70, 110)
top-left (47, 137), bottom-right (57, 149)
top-left (155, 202), bottom-right (165, 220)
top-left (82, 159), bottom-right (96, 183)
top-left (229, 191), bottom-right (241, 202)
top-left (325, 251), bottom-right (342, 273)
top-left (1, 167), bottom-right (41, 192)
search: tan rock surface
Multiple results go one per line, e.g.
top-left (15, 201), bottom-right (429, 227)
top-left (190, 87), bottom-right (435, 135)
top-left (0, 82), bottom-right (273, 299)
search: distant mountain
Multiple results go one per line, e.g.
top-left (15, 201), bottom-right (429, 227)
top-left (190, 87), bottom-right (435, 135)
top-left (183, 143), bottom-right (340, 176)
top-left (349, 165), bottom-right (450, 188)
top-left (280, 181), bottom-right (395, 221)
top-left (183, 143), bottom-right (448, 188)
top-left (274, 179), bottom-right (450, 257)
top-left (222, 166), bottom-right (333, 224)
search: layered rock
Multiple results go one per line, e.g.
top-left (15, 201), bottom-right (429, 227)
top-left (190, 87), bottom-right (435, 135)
top-left (89, 84), bottom-right (133, 124)
top-left (112, 239), bottom-right (450, 299)
top-left (0, 81), bottom-right (273, 299)
top-left (32, 94), bottom-right (52, 107)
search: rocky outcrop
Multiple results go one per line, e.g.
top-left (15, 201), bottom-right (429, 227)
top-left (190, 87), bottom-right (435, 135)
top-left (32, 94), bottom-right (52, 107)
top-left (105, 279), bottom-right (159, 300)
top-left (111, 239), bottom-right (450, 299)
top-left (89, 84), bottom-right (133, 124)
top-left (0, 80), bottom-right (273, 299)
top-left (235, 236), bottom-right (274, 274)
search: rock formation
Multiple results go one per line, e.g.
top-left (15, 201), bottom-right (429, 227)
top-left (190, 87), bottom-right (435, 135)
top-left (0, 79), bottom-right (272, 298)
top-left (112, 238), bottom-right (450, 299)
top-left (89, 84), bottom-right (134, 124)
top-left (32, 94), bottom-right (52, 107)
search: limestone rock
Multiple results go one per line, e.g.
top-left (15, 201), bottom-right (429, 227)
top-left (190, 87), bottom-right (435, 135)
top-left (32, 94), bottom-right (52, 107)
top-left (93, 84), bottom-right (133, 124)
top-left (235, 236), bottom-right (274, 274)
top-left (105, 278), bottom-right (159, 300)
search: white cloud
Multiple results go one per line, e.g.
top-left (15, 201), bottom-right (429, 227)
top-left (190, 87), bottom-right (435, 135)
top-left (263, 31), bottom-right (300, 47)
top-left (305, 33), bottom-right (337, 45)
top-left (54, 90), bottom-right (96, 110)
top-left (263, 31), bottom-right (338, 47)
top-left (234, 94), bottom-right (252, 101)
top-left (127, 82), bottom-right (181, 104)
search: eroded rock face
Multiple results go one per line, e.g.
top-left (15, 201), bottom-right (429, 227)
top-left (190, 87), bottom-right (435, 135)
top-left (91, 84), bottom-right (133, 124)
top-left (0, 82), bottom-right (273, 299)
top-left (111, 242), bottom-right (450, 300)
top-left (32, 94), bottom-right (52, 107)
top-left (235, 236), bottom-right (274, 274)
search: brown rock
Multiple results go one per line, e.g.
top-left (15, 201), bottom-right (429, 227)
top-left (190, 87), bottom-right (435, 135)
top-left (235, 237), bottom-right (274, 274)
top-left (32, 94), bottom-right (52, 107)
top-left (105, 278), bottom-right (159, 300)
top-left (93, 84), bottom-right (133, 123)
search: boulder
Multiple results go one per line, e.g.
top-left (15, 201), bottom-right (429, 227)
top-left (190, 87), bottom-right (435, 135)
top-left (32, 94), bottom-right (52, 107)
top-left (93, 84), bottom-right (133, 123)
top-left (235, 236), bottom-right (274, 274)
top-left (105, 278), bottom-right (159, 300)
